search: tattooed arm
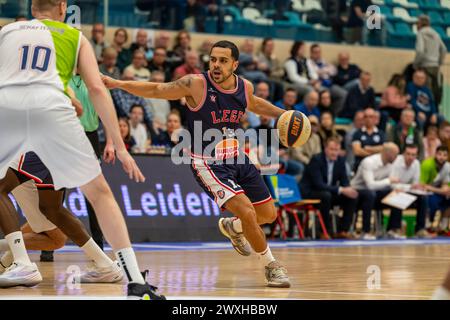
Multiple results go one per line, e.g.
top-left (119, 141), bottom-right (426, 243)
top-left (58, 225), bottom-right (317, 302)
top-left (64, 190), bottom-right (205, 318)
top-left (101, 74), bottom-right (198, 100)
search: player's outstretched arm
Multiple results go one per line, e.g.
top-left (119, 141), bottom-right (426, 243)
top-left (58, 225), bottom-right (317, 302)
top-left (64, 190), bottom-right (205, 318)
top-left (102, 74), bottom-right (198, 100)
top-left (245, 80), bottom-right (285, 119)
top-left (77, 35), bottom-right (144, 182)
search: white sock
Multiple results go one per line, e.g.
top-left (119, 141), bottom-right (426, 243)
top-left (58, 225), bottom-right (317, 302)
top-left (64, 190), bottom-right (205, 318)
top-left (5, 231), bottom-right (32, 266)
top-left (431, 286), bottom-right (450, 300)
top-left (0, 239), bottom-right (10, 251)
top-left (0, 251), bottom-right (13, 268)
top-left (257, 246), bottom-right (276, 267)
top-left (440, 218), bottom-right (449, 230)
top-left (232, 218), bottom-right (243, 233)
top-left (81, 238), bottom-right (113, 268)
top-left (115, 247), bottom-right (145, 284)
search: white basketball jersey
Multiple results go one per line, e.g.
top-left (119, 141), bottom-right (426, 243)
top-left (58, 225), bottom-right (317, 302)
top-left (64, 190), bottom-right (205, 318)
top-left (0, 19), bottom-right (81, 104)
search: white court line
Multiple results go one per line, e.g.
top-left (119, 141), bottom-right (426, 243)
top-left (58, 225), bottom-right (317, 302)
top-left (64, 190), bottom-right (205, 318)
top-left (284, 251), bottom-right (450, 261)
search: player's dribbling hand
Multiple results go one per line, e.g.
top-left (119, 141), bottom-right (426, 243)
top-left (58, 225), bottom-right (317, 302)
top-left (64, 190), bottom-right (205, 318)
top-left (101, 74), bottom-right (120, 89)
top-left (116, 149), bottom-right (146, 183)
top-left (103, 143), bottom-right (116, 164)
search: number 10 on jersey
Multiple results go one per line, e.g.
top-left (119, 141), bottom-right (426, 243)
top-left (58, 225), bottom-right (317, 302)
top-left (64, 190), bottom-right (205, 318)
top-left (20, 45), bottom-right (52, 72)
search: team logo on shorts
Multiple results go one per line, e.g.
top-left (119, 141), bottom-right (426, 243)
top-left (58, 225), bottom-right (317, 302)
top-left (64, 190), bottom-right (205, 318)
top-left (217, 189), bottom-right (225, 199)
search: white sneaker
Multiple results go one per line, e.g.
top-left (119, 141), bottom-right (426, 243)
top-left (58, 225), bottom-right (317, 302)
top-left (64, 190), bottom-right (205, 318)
top-left (0, 262), bottom-right (42, 288)
top-left (265, 261), bottom-right (291, 288)
top-left (387, 230), bottom-right (406, 240)
top-left (218, 218), bottom-right (252, 256)
top-left (80, 261), bottom-right (123, 283)
top-left (361, 233), bottom-right (377, 240)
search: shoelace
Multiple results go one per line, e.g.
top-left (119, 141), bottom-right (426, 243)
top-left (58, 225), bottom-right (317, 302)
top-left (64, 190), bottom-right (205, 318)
top-left (270, 266), bottom-right (288, 279)
top-left (4, 263), bottom-right (18, 273)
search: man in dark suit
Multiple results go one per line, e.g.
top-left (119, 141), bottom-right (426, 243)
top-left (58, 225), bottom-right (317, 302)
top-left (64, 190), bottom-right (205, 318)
top-left (300, 136), bottom-right (359, 238)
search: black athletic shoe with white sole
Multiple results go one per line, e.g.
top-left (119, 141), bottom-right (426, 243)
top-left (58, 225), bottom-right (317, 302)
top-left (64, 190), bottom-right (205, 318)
top-left (127, 282), bottom-right (166, 300)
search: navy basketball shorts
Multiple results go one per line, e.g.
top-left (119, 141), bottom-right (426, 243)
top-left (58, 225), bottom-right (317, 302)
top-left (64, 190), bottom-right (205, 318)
top-left (10, 152), bottom-right (55, 190)
top-left (191, 158), bottom-right (272, 209)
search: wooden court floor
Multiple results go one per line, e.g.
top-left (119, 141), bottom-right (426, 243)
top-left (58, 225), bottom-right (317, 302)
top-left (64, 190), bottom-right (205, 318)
top-left (0, 242), bottom-right (448, 300)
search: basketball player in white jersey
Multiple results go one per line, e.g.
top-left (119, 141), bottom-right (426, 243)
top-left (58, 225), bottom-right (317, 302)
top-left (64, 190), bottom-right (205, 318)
top-left (0, 0), bottom-right (164, 299)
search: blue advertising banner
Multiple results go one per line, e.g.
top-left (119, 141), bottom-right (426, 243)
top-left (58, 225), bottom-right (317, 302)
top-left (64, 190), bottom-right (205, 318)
top-left (9, 156), bottom-right (232, 242)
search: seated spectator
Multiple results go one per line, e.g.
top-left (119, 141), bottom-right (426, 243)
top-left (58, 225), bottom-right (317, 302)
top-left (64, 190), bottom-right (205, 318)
top-left (318, 89), bottom-right (333, 115)
top-left (300, 136), bottom-right (359, 239)
top-left (275, 88), bottom-right (301, 111)
top-left (340, 71), bottom-right (376, 120)
top-left (309, 44), bottom-right (347, 113)
top-left (148, 47), bottom-right (172, 82)
top-left (124, 50), bottom-right (151, 82)
top-left (184, 0), bottom-right (208, 31)
top-left (247, 82), bottom-right (272, 128)
top-left (423, 125), bottom-right (441, 159)
top-left (387, 108), bottom-right (424, 159)
top-left (333, 51), bottom-right (361, 90)
top-left (129, 29), bottom-right (153, 62)
top-left (318, 111), bottom-right (342, 150)
top-left (129, 105), bottom-right (150, 153)
top-left (146, 71), bottom-right (171, 130)
top-left (420, 146), bottom-right (450, 229)
top-left (238, 39), bottom-right (268, 83)
top-left (173, 50), bottom-right (202, 80)
top-left (347, 0), bottom-right (372, 44)
top-left (172, 30), bottom-right (192, 67)
top-left (351, 143), bottom-right (400, 240)
top-left (352, 108), bottom-right (385, 171)
top-left (407, 69), bottom-right (438, 129)
top-left (155, 31), bottom-right (178, 68)
top-left (198, 39), bottom-right (214, 71)
top-left (111, 28), bottom-right (132, 73)
top-left (151, 111), bottom-right (183, 147)
top-left (380, 74), bottom-right (410, 123)
top-left (439, 121), bottom-right (450, 161)
top-left (99, 47), bottom-right (121, 79)
top-left (111, 69), bottom-right (153, 129)
top-left (296, 91), bottom-right (320, 118)
top-left (346, 110), bottom-right (365, 169)
top-left (257, 38), bottom-right (285, 80)
top-left (388, 144), bottom-right (429, 238)
top-left (283, 41), bottom-right (320, 97)
top-left (119, 117), bottom-right (136, 153)
top-left (90, 23), bottom-right (109, 63)
top-left (289, 115), bottom-right (322, 166)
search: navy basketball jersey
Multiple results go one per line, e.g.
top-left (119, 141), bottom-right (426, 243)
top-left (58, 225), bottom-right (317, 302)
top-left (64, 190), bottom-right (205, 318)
top-left (186, 71), bottom-right (249, 160)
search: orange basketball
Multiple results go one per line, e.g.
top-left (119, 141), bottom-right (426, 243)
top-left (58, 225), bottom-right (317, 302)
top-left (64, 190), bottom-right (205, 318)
top-left (276, 111), bottom-right (311, 148)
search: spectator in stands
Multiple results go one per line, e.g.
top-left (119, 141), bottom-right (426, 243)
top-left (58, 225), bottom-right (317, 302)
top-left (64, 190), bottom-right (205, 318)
top-left (333, 52), bottom-right (361, 90)
top-left (352, 107), bottom-right (385, 171)
top-left (347, 0), bottom-right (372, 44)
top-left (296, 91), bottom-right (320, 118)
top-left (387, 108), bottom-right (424, 160)
top-left (246, 82), bottom-right (271, 128)
top-left (148, 47), bottom-right (172, 82)
top-left (388, 144), bottom-right (429, 238)
top-left (301, 136), bottom-right (359, 239)
top-left (423, 125), bottom-right (441, 159)
top-left (289, 115), bottom-right (322, 166)
top-left (380, 74), bottom-right (410, 123)
top-left (90, 23), bottom-right (109, 63)
top-left (151, 111), bottom-right (183, 147)
top-left (173, 50), bottom-right (202, 80)
top-left (129, 105), bottom-right (150, 153)
top-left (318, 89), bottom-right (333, 115)
top-left (99, 47), bottom-right (121, 80)
top-left (414, 15), bottom-right (447, 105)
top-left (184, 0), bottom-right (207, 32)
top-left (318, 111), bottom-right (344, 151)
top-left (309, 44), bottom-right (347, 113)
top-left (172, 30), bottom-right (192, 67)
top-left (154, 31), bottom-right (179, 68)
top-left (111, 28), bottom-right (132, 73)
top-left (284, 41), bottom-right (320, 97)
top-left (351, 143), bottom-right (400, 240)
top-left (146, 71), bottom-right (171, 129)
top-left (439, 121), bottom-right (450, 161)
top-left (198, 39), bottom-right (214, 71)
top-left (257, 38), bottom-right (285, 81)
top-left (124, 50), bottom-right (151, 82)
top-left (275, 88), bottom-right (301, 111)
top-left (129, 29), bottom-right (153, 62)
top-left (340, 71), bottom-right (375, 120)
top-left (119, 117), bottom-right (136, 153)
top-left (237, 39), bottom-right (268, 83)
top-left (322, 0), bottom-right (348, 42)
top-left (346, 110), bottom-right (365, 169)
top-left (420, 146), bottom-right (450, 229)
top-left (407, 69), bottom-right (438, 129)
top-left (111, 69), bottom-right (153, 129)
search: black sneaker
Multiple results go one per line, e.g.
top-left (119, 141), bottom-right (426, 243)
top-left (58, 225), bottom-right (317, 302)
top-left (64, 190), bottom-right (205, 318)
top-left (127, 282), bottom-right (166, 300)
top-left (40, 251), bottom-right (54, 262)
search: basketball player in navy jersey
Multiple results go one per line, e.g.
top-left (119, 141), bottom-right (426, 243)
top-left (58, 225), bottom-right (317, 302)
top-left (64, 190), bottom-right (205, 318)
top-left (103, 41), bottom-right (291, 287)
